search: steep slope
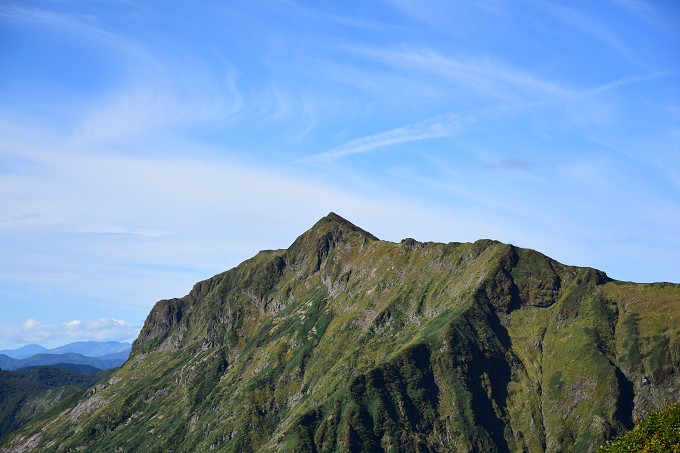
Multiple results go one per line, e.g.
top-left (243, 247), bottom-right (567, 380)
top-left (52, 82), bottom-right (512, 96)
top-left (0, 366), bottom-right (112, 440)
top-left (2, 213), bottom-right (678, 452)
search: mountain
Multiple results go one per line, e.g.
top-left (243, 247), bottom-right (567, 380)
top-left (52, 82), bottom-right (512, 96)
top-left (47, 341), bottom-right (131, 357)
top-left (95, 349), bottom-right (130, 362)
top-left (0, 342), bottom-right (131, 372)
top-left (0, 345), bottom-right (47, 360)
top-left (19, 363), bottom-right (104, 375)
top-left (0, 366), bottom-right (111, 440)
top-left (1, 213), bottom-right (678, 452)
top-left (0, 352), bottom-right (127, 372)
top-left (0, 341), bottom-right (131, 360)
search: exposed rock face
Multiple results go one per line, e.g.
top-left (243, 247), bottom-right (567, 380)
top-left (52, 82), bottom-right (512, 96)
top-left (3, 213), bottom-right (678, 452)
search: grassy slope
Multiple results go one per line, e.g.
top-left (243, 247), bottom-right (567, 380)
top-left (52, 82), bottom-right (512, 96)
top-left (2, 214), bottom-right (678, 453)
top-left (0, 367), bottom-right (111, 440)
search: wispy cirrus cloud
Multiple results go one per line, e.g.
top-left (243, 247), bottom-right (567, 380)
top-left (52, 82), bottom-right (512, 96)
top-left (384, 0), bottom-right (508, 30)
top-left (308, 113), bottom-right (472, 161)
top-left (386, 0), bottom-right (643, 67)
top-left (336, 44), bottom-right (673, 135)
top-left (607, 0), bottom-right (680, 41)
top-left (609, 0), bottom-right (653, 14)
top-left (2, 4), bottom-right (246, 147)
top-left (0, 4), bottom-right (149, 60)
top-left (527, 0), bottom-right (638, 63)
top-left (76, 226), bottom-right (168, 238)
top-left (341, 45), bottom-right (571, 103)
top-left (70, 63), bottom-right (244, 146)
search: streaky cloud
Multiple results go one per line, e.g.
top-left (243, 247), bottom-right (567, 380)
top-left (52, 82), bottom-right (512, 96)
top-left (343, 45), bottom-right (572, 102)
top-left (524, 0), bottom-right (642, 66)
top-left (76, 226), bottom-right (168, 238)
top-left (308, 113), bottom-right (472, 161)
top-left (0, 4), bottom-right (151, 63)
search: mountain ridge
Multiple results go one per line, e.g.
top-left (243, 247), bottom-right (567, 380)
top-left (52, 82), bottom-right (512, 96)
top-left (2, 213), bottom-right (678, 452)
top-left (0, 352), bottom-right (128, 372)
top-left (0, 345), bottom-right (48, 360)
top-left (0, 341), bottom-right (131, 360)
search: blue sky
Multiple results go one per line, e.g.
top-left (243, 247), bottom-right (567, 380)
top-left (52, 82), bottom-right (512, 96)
top-left (1, 0), bottom-right (678, 348)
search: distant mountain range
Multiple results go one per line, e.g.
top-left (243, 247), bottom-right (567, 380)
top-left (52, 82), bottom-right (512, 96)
top-left (0, 341), bottom-right (131, 359)
top-left (0, 341), bottom-right (130, 372)
top-left (0, 344), bottom-right (47, 360)
top-left (0, 341), bottom-right (127, 442)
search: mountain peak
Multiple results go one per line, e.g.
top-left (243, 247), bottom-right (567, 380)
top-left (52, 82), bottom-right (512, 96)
top-left (285, 213), bottom-right (379, 274)
top-left (313, 212), bottom-right (379, 241)
top-left (6, 215), bottom-right (679, 453)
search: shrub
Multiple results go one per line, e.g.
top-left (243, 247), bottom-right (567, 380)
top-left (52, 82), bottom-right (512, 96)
top-left (599, 403), bottom-right (679, 452)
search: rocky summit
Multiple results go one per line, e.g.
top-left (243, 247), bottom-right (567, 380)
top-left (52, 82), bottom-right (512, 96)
top-left (2, 213), bottom-right (678, 452)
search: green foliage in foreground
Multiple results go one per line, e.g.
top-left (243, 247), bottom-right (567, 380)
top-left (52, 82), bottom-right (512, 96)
top-left (599, 403), bottom-right (680, 453)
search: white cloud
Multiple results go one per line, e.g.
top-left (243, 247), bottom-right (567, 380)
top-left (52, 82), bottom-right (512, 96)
top-left (308, 113), bottom-right (471, 161)
top-left (1, 317), bottom-right (140, 349)
top-left (368, 46), bottom-right (571, 101)
top-left (70, 63), bottom-right (244, 146)
top-left (0, 5), bottom-right (148, 60)
top-left (23, 319), bottom-right (40, 329)
top-left (529, 1), bottom-right (637, 62)
top-left (1, 4), bottom-right (245, 147)
top-left (76, 226), bottom-right (168, 238)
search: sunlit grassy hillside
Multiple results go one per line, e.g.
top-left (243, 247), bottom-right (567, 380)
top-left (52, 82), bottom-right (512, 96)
top-left (2, 214), bottom-right (678, 452)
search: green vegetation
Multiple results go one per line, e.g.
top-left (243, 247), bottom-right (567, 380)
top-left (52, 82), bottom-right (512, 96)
top-left (0, 366), bottom-right (111, 440)
top-left (1, 213), bottom-right (678, 453)
top-left (599, 403), bottom-right (680, 453)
